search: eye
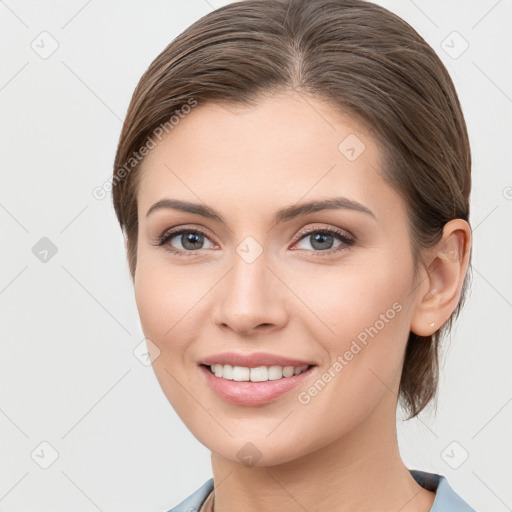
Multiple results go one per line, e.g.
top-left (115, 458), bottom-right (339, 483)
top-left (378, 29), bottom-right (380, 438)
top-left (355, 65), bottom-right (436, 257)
top-left (153, 224), bottom-right (355, 257)
top-left (292, 226), bottom-right (355, 256)
top-left (156, 227), bottom-right (215, 256)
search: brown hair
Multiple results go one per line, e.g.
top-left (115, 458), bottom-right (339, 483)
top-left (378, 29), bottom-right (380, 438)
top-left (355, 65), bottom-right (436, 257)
top-left (112, 0), bottom-right (472, 420)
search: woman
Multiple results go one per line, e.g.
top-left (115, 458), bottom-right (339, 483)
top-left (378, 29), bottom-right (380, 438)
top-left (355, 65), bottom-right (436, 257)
top-left (112, 0), bottom-right (476, 510)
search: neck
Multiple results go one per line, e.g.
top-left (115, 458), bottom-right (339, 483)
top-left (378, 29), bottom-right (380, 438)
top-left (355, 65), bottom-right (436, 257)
top-left (209, 403), bottom-right (435, 512)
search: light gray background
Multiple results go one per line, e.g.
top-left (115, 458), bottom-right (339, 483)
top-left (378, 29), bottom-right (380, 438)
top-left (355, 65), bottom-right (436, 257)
top-left (1, 0), bottom-right (511, 510)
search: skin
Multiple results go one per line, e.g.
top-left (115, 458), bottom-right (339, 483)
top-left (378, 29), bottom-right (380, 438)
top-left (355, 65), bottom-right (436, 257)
top-left (133, 89), bottom-right (471, 512)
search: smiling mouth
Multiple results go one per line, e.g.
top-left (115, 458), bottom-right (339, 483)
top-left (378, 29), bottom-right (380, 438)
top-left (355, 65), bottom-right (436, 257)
top-left (200, 363), bottom-right (316, 382)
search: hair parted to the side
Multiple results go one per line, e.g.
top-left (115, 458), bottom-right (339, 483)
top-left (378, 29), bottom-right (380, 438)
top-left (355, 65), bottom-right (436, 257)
top-left (112, 0), bottom-right (472, 420)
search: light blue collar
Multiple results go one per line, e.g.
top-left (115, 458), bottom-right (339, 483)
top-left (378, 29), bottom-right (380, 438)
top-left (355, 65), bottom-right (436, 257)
top-left (167, 469), bottom-right (477, 511)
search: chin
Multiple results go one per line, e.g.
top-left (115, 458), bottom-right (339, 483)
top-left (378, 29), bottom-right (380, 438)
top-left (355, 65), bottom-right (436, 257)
top-left (200, 430), bottom-right (317, 468)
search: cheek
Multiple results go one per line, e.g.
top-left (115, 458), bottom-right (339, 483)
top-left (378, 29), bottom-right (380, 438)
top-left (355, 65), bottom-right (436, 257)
top-left (298, 257), bottom-right (413, 395)
top-left (299, 257), bottom-right (411, 341)
top-left (288, 266), bottom-right (412, 430)
top-left (134, 262), bottom-right (168, 342)
top-left (133, 247), bottom-right (189, 355)
top-left (133, 251), bottom-right (216, 366)
top-left (133, 257), bottom-right (200, 414)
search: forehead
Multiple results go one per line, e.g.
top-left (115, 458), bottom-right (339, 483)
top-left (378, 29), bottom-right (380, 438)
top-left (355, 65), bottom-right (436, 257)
top-left (137, 91), bottom-right (404, 226)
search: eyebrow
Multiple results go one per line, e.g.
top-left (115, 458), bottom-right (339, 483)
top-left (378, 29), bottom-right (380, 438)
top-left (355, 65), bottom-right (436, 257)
top-left (145, 196), bottom-right (376, 227)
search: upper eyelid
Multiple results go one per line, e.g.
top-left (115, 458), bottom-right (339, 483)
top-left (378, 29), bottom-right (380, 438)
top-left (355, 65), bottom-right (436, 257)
top-left (295, 223), bottom-right (353, 240)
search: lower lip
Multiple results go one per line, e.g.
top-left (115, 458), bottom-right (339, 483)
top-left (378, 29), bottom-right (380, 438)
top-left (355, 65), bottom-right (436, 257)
top-left (199, 364), bottom-right (317, 407)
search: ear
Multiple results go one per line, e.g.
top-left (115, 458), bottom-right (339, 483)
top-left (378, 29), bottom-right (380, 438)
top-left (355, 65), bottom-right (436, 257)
top-left (410, 219), bottom-right (472, 337)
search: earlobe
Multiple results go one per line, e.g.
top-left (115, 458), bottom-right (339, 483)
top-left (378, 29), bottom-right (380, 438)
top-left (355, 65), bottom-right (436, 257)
top-left (410, 219), bottom-right (471, 337)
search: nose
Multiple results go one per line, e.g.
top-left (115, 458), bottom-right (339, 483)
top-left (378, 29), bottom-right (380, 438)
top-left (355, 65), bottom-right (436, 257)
top-left (212, 247), bottom-right (288, 336)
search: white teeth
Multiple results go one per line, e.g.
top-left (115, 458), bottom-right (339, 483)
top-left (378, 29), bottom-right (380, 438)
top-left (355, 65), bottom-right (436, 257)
top-left (268, 366), bottom-right (283, 380)
top-left (283, 366), bottom-right (294, 378)
top-left (233, 366), bottom-right (250, 381)
top-left (222, 364), bottom-right (234, 380)
top-left (249, 366), bottom-right (268, 382)
top-left (209, 364), bottom-right (309, 381)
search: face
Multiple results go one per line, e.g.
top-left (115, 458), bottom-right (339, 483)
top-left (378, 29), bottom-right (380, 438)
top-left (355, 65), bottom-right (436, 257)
top-left (134, 90), bottom-right (422, 466)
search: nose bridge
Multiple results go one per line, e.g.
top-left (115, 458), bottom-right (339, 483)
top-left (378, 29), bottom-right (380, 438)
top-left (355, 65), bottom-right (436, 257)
top-left (214, 234), bottom-right (285, 332)
top-left (226, 217), bottom-right (271, 292)
top-left (229, 236), bottom-right (273, 306)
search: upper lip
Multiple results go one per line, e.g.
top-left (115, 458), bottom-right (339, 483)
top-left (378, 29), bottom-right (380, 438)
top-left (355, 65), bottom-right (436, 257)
top-left (199, 351), bottom-right (316, 368)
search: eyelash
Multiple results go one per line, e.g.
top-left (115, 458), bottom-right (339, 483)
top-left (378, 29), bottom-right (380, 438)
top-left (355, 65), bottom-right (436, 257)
top-left (154, 225), bottom-right (355, 258)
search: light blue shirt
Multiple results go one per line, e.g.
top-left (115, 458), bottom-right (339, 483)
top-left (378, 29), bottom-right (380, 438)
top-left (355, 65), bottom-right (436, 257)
top-left (166, 469), bottom-right (477, 511)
